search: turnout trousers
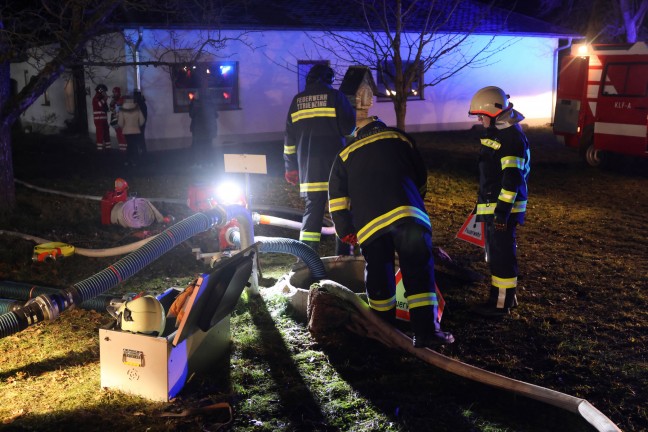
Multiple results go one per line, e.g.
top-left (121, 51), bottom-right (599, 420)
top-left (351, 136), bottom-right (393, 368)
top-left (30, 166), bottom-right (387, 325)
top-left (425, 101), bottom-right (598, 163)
top-left (301, 191), bottom-right (349, 255)
top-left (485, 222), bottom-right (519, 309)
top-left (360, 223), bottom-right (440, 332)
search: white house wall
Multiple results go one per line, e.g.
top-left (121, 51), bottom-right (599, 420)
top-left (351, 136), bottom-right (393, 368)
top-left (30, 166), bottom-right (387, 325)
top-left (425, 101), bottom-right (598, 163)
top-left (15, 29), bottom-right (559, 151)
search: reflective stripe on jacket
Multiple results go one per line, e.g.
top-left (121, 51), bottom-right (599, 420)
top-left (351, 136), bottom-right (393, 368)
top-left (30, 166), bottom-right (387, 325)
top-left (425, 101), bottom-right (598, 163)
top-left (284, 82), bottom-right (355, 197)
top-left (328, 128), bottom-right (431, 245)
top-left (476, 123), bottom-right (530, 224)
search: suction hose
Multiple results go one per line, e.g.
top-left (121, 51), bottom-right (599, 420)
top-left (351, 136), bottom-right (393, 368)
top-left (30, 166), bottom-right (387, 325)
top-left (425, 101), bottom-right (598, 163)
top-left (0, 207), bottom-right (227, 340)
top-left (256, 236), bottom-right (326, 280)
top-left (0, 280), bottom-right (122, 313)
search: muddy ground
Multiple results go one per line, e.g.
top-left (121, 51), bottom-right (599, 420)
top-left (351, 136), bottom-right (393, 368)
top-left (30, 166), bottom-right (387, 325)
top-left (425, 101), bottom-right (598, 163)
top-left (0, 126), bottom-right (646, 431)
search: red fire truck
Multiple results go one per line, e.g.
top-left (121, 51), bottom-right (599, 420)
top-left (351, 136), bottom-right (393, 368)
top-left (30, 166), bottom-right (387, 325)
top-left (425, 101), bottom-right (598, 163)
top-left (553, 42), bottom-right (648, 167)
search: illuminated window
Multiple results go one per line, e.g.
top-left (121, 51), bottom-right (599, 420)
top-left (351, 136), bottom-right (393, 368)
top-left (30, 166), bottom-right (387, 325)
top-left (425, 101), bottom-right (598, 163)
top-left (376, 60), bottom-right (423, 101)
top-left (171, 61), bottom-right (239, 113)
top-left (297, 60), bottom-right (330, 92)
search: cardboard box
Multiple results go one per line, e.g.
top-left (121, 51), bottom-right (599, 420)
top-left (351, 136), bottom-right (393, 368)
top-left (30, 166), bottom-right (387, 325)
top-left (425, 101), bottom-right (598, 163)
top-left (99, 247), bottom-right (255, 401)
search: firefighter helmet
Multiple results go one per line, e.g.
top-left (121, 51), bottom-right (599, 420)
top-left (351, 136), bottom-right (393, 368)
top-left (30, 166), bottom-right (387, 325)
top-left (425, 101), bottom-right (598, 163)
top-left (95, 84), bottom-right (108, 93)
top-left (117, 295), bottom-right (166, 335)
top-left (468, 86), bottom-right (512, 118)
top-left (306, 64), bottom-right (334, 85)
top-left (114, 178), bottom-right (129, 193)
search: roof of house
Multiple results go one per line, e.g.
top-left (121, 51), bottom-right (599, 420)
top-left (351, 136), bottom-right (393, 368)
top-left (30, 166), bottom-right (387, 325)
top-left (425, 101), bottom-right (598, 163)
top-left (123, 0), bottom-right (582, 39)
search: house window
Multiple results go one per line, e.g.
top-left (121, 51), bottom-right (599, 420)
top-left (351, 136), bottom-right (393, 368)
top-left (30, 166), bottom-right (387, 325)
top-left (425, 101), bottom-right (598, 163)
top-left (376, 60), bottom-right (424, 101)
top-left (297, 60), bottom-right (329, 92)
top-left (172, 61), bottom-right (239, 113)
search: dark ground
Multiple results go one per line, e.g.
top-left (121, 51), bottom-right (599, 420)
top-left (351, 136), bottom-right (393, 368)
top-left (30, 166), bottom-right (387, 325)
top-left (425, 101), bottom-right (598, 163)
top-left (1, 127), bottom-right (647, 431)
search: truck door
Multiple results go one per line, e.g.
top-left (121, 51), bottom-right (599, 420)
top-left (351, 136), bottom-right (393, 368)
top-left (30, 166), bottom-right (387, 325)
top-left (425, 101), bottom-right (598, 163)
top-left (553, 56), bottom-right (589, 149)
top-left (595, 61), bottom-right (648, 157)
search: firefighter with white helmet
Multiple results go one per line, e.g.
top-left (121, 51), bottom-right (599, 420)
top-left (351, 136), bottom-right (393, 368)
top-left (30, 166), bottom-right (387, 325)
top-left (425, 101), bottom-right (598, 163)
top-left (328, 117), bottom-right (454, 347)
top-left (468, 86), bottom-right (531, 317)
top-left (283, 64), bottom-right (356, 254)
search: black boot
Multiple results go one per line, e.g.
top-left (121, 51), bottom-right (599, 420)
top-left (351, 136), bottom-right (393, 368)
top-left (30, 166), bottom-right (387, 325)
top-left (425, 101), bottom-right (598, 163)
top-left (409, 307), bottom-right (454, 347)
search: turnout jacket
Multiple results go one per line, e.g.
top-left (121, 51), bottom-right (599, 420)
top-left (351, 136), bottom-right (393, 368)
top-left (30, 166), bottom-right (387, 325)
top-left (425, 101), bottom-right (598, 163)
top-left (92, 93), bottom-right (108, 122)
top-left (476, 123), bottom-right (530, 225)
top-left (328, 127), bottom-right (431, 245)
top-left (284, 82), bottom-right (355, 196)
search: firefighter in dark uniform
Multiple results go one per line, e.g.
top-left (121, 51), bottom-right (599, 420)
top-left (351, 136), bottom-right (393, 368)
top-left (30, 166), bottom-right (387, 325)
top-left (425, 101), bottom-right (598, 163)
top-left (328, 118), bottom-right (454, 347)
top-left (284, 64), bottom-right (356, 254)
top-left (468, 86), bottom-right (531, 317)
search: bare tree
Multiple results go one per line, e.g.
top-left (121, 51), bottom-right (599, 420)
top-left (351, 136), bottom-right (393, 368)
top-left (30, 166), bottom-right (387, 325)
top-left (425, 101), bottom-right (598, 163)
top-left (537, 0), bottom-right (647, 43)
top-left (0, 0), bottom-right (252, 214)
top-left (308, 0), bottom-right (517, 129)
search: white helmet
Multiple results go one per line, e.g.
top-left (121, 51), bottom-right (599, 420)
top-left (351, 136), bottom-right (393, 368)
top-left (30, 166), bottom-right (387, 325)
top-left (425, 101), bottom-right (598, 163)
top-left (117, 295), bottom-right (166, 335)
top-left (468, 86), bottom-right (512, 118)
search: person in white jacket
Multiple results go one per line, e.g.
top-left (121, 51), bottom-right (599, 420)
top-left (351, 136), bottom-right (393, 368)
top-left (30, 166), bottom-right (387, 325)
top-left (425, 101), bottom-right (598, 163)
top-left (117, 96), bottom-right (146, 166)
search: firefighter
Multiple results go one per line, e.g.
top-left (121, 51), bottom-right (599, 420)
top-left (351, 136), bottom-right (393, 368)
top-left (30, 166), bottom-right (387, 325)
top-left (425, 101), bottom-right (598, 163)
top-left (468, 86), bottom-right (531, 318)
top-left (92, 84), bottom-right (110, 151)
top-left (110, 86), bottom-right (128, 152)
top-left (284, 64), bottom-right (356, 255)
top-left (328, 117), bottom-right (454, 347)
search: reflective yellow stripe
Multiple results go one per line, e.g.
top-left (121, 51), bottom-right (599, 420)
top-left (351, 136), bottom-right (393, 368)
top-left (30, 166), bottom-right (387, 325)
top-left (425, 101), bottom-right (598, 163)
top-left (368, 295), bottom-right (396, 312)
top-left (300, 182), bottom-right (328, 193)
top-left (477, 200), bottom-right (527, 215)
top-left (357, 206), bottom-right (430, 244)
top-left (512, 201), bottom-right (527, 212)
top-left (407, 292), bottom-right (438, 309)
top-left (498, 188), bottom-right (517, 203)
top-left (501, 156), bottom-right (525, 170)
top-left (329, 197), bottom-right (351, 212)
top-left (480, 138), bottom-right (501, 150)
top-left (492, 275), bottom-right (517, 289)
top-left (339, 131), bottom-right (412, 162)
top-left (291, 107), bottom-right (336, 122)
top-left (284, 145), bottom-right (296, 155)
top-left (300, 231), bottom-right (321, 242)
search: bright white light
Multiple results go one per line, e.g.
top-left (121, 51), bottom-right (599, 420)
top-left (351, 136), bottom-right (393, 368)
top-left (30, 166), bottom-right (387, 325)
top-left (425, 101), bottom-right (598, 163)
top-left (577, 45), bottom-right (589, 56)
top-left (220, 65), bottom-right (232, 75)
top-left (215, 181), bottom-right (243, 205)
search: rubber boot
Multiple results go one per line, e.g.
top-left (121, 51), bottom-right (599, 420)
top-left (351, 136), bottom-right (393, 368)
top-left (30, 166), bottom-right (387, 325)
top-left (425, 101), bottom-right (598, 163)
top-left (473, 286), bottom-right (518, 318)
top-left (409, 306), bottom-right (454, 347)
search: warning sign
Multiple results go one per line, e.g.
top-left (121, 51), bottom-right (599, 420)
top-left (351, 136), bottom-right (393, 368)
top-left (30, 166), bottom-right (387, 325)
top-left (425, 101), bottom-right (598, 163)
top-left (395, 269), bottom-right (445, 323)
top-left (456, 212), bottom-right (485, 248)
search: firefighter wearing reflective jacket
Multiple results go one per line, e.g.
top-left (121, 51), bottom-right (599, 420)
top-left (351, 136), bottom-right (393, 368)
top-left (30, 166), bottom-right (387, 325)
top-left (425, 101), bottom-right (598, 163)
top-left (468, 86), bottom-right (531, 318)
top-left (92, 84), bottom-right (110, 151)
top-left (328, 118), bottom-right (454, 348)
top-left (284, 64), bottom-right (356, 254)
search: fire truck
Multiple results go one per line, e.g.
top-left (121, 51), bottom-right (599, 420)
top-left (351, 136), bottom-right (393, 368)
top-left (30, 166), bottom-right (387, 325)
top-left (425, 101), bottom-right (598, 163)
top-left (553, 42), bottom-right (648, 167)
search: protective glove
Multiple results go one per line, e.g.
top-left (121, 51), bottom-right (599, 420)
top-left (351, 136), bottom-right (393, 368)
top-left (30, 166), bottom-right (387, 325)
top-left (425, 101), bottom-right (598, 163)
top-left (285, 170), bottom-right (298, 185)
top-left (341, 233), bottom-right (358, 246)
top-left (494, 214), bottom-right (507, 231)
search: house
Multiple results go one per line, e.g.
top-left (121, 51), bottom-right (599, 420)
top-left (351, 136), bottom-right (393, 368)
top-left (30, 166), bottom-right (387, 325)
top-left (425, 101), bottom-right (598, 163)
top-left (11, 1), bottom-right (581, 151)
